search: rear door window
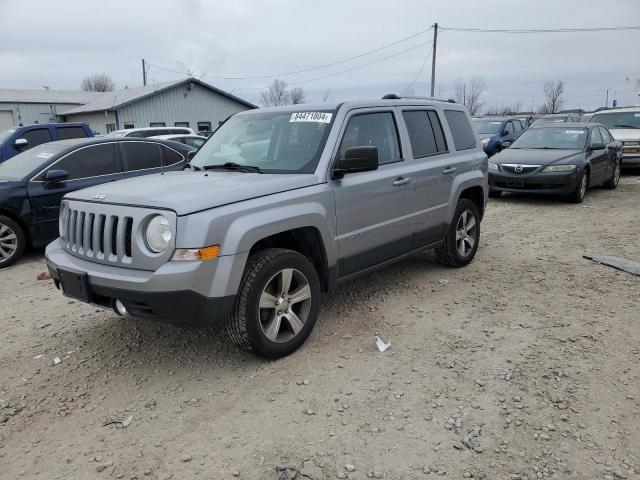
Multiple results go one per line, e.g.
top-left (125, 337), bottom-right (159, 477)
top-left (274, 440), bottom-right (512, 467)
top-left (21, 128), bottom-right (53, 149)
top-left (121, 142), bottom-right (163, 171)
top-left (51, 143), bottom-right (121, 180)
top-left (428, 111), bottom-right (448, 152)
top-left (402, 110), bottom-right (439, 158)
top-left (443, 110), bottom-right (476, 150)
top-left (55, 126), bottom-right (89, 140)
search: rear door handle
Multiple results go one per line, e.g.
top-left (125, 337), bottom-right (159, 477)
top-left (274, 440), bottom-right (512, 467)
top-left (443, 167), bottom-right (457, 174)
top-left (392, 177), bottom-right (411, 186)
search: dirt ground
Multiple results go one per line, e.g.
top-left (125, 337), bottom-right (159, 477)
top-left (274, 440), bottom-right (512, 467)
top-left (1, 174), bottom-right (639, 480)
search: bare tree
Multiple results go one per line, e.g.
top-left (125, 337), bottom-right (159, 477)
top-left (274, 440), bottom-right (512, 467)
top-left (321, 90), bottom-right (332, 103)
top-left (452, 77), bottom-right (486, 116)
top-left (80, 73), bottom-right (115, 92)
top-left (400, 86), bottom-right (415, 97)
top-left (483, 102), bottom-right (523, 116)
top-left (542, 80), bottom-right (564, 114)
top-left (289, 86), bottom-right (305, 105)
top-left (260, 79), bottom-right (306, 106)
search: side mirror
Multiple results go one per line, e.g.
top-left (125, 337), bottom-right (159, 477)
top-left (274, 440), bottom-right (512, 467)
top-left (45, 169), bottom-right (69, 184)
top-left (187, 150), bottom-right (197, 161)
top-left (501, 141), bottom-right (512, 149)
top-left (590, 142), bottom-right (605, 151)
top-left (14, 138), bottom-right (28, 149)
top-left (333, 146), bottom-right (379, 179)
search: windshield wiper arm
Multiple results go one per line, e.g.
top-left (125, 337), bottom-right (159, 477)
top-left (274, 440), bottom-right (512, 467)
top-left (613, 124), bottom-right (639, 129)
top-left (202, 162), bottom-right (262, 173)
top-left (184, 163), bottom-right (201, 171)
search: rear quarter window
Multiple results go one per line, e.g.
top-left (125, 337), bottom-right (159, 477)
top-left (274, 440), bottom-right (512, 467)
top-left (121, 142), bottom-right (163, 170)
top-left (444, 110), bottom-right (477, 151)
top-left (55, 126), bottom-right (89, 140)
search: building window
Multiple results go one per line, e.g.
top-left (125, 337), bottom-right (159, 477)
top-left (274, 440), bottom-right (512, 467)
top-left (197, 121), bottom-right (211, 132)
top-left (123, 122), bottom-right (135, 129)
top-left (150, 122), bottom-right (166, 127)
top-left (106, 123), bottom-right (116, 133)
top-left (175, 122), bottom-right (189, 128)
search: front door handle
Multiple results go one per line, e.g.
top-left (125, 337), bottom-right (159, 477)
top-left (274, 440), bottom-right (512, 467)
top-left (443, 166), bottom-right (457, 174)
top-left (392, 177), bottom-right (411, 186)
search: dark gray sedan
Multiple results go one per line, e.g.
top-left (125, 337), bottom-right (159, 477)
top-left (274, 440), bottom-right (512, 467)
top-left (488, 123), bottom-right (621, 203)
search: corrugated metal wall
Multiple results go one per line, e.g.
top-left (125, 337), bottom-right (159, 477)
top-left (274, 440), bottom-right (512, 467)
top-left (0, 102), bottom-right (81, 127)
top-left (63, 110), bottom-right (116, 134)
top-left (114, 82), bottom-right (250, 130)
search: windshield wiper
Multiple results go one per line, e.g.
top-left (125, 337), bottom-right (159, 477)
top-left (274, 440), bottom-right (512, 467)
top-left (202, 162), bottom-right (262, 173)
top-left (184, 163), bottom-right (201, 171)
top-left (613, 124), bottom-right (639, 129)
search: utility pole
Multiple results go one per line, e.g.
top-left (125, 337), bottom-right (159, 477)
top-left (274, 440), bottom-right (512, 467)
top-left (142, 59), bottom-right (147, 86)
top-left (605, 89), bottom-right (609, 108)
top-left (430, 23), bottom-right (438, 97)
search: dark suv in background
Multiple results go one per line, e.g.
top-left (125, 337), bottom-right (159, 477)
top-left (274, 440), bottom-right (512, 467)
top-left (0, 122), bottom-right (93, 163)
top-left (0, 137), bottom-right (194, 267)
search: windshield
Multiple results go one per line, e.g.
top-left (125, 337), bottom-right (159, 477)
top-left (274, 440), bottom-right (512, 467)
top-left (189, 110), bottom-right (335, 174)
top-left (0, 143), bottom-right (65, 180)
top-left (511, 127), bottom-right (586, 150)
top-left (531, 116), bottom-right (568, 126)
top-left (472, 120), bottom-right (502, 135)
top-left (589, 111), bottom-right (640, 129)
top-left (0, 129), bottom-right (16, 144)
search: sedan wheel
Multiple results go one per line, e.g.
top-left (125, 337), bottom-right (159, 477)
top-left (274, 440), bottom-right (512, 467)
top-left (259, 268), bottom-right (312, 343)
top-left (0, 216), bottom-right (26, 268)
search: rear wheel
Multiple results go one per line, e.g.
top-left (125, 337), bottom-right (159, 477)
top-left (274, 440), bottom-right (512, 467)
top-left (226, 248), bottom-right (321, 358)
top-left (0, 216), bottom-right (26, 268)
top-left (603, 162), bottom-right (620, 189)
top-left (568, 170), bottom-right (588, 203)
top-left (435, 199), bottom-right (481, 267)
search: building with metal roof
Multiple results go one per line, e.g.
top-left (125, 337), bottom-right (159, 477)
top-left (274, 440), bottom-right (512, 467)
top-left (0, 79), bottom-right (256, 134)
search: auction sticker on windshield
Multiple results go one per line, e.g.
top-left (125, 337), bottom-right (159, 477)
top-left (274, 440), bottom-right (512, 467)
top-left (290, 112), bottom-right (332, 123)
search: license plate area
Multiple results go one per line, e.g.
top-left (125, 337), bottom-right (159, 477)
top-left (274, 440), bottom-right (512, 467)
top-left (58, 269), bottom-right (92, 302)
top-left (506, 178), bottom-right (525, 187)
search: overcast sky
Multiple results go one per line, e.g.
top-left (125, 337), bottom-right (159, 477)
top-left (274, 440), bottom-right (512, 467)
top-left (1, 0), bottom-right (638, 111)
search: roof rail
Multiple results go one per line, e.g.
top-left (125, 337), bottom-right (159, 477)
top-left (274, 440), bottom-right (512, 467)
top-left (382, 93), bottom-right (457, 103)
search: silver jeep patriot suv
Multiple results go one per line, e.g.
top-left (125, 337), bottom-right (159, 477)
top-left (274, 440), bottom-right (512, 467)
top-left (46, 97), bottom-right (488, 358)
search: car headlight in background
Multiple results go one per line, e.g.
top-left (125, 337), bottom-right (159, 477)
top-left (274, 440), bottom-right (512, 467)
top-left (542, 165), bottom-right (577, 172)
top-left (488, 162), bottom-right (500, 171)
top-left (145, 214), bottom-right (172, 253)
top-left (481, 138), bottom-right (490, 145)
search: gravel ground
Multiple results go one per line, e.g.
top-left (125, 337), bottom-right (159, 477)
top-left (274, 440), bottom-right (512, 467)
top-left (1, 174), bottom-right (639, 480)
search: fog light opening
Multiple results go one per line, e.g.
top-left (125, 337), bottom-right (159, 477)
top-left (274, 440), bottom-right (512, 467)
top-left (113, 299), bottom-right (128, 317)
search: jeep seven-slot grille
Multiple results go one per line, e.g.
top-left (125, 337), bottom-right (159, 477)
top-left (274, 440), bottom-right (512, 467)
top-left (62, 208), bottom-right (133, 261)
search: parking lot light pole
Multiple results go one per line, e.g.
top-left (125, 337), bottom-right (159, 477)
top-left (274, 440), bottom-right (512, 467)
top-left (430, 23), bottom-right (438, 97)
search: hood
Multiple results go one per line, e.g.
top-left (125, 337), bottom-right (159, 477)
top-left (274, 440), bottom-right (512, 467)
top-left (608, 128), bottom-right (640, 142)
top-left (492, 148), bottom-right (582, 165)
top-left (66, 170), bottom-right (321, 215)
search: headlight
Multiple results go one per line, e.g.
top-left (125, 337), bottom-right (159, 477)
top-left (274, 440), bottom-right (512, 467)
top-left (542, 165), bottom-right (577, 172)
top-left (481, 138), bottom-right (490, 145)
top-left (145, 215), bottom-right (172, 253)
top-left (488, 162), bottom-right (500, 171)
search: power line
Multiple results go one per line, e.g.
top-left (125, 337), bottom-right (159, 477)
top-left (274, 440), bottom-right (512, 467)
top-left (146, 25), bottom-right (434, 81)
top-left (404, 44), bottom-right (433, 93)
top-left (440, 25), bottom-right (640, 33)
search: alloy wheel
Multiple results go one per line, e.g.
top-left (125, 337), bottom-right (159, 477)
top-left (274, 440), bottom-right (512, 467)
top-left (613, 164), bottom-right (621, 186)
top-left (0, 222), bottom-right (18, 263)
top-left (579, 174), bottom-right (588, 199)
top-left (455, 210), bottom-right (477, 258)
top-left (258, 268), bottom-right (313, 343)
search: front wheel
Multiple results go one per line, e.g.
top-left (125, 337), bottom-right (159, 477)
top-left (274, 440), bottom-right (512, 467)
top-left (603, 162), bottom-right (620, 189)
top-left (0, 216), bottom-right (26, 268)
top-left (226, 248), bottom-right (321, 358)
top-left (568, 170), bottom-right (588, 203)
top-left (435, 199), bottom-right (481, 267)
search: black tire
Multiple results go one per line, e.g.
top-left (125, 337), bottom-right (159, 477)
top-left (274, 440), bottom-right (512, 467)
top-left (568, 169), bottom-right (588, 203)
top-left (603, 162), bottom-right (620, 190)
top-left (0, 215), bottom-right (26, 269)
top-left (435, 199), bottom-right (481, 268)
top-left (488, 189), bottom-right (502, 198)
top-left (226, 248), bottom-right (321, 359)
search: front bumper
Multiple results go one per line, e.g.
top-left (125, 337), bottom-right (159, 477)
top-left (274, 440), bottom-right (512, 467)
top-left (621, 153), bottom-right (640, 166)
top-left (489, 169), bottom-right (580, 195)
top-left (45, 240), bottom-right (237, 325)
